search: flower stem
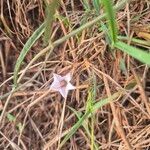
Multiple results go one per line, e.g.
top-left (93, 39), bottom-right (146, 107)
top-left (57, 97), bottom-right (67, 150)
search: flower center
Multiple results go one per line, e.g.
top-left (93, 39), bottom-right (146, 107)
top-left (60, 80), bottom-right (67, 88)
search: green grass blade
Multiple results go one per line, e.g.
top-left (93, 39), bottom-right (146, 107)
top-left (99, 22), bottom-right (111, 45)
top-left (92, 0), bottom-right (101, 14)
top-left (13, 23), bottom-right (45, 87)
top-left (114, 41), bottom-right (150, 65)
top-left (86, 73), bottom-right (96, 113)
top-left (82, 0), bottom-right (91, 10)
top-left (85, 78), bottom-right (98, 150)
top-left (118, 35), bottom-right (150, 47)
top-left (68, 107), bottom-right (90, 136)
top-left (86, 88), bottom-right (94, 113)
top-left (93, 91), bottom-right (121, 111)
top-left (68, 107), bottom-right (99, 150)
top-left (60, 112), bottom-right (90, 148)
top-left (91, 113), bottom-right (95, 150)
top-left (44, 0), bottom-right (59, 45)
top-left (60, 91), bottom-right (121, 148)
top-left (102, 0), bottom-right (118, 44)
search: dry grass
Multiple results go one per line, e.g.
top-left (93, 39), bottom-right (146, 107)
top-left (0, 0), bottom-right (150, 149)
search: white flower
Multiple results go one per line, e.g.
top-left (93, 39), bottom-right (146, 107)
top-left (50, 73), bottom-right (75, 98)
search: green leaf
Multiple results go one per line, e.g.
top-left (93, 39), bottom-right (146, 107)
top-left (93, 91), bottom-right (121, 111)
top-left (7, 113), bottom-right (16, 122)
top-left (102, 0), bottom-right (118, 44)
top-left (114, 41), bottom-right (150, 65)
top-left (13, 23), bottom-right (45, 87)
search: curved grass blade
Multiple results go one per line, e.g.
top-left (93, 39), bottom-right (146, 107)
top-left (114, 41), bottom-right (150, 65)
top-left (102, 0), bottom-right (118, 44)
top-left (13, 23), bottom-right (45, 87)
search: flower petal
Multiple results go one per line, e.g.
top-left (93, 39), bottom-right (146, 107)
top-left (59, 87), bottom-right (68, 98)
top-left (50, 80), bottom-right (59, 90)
top-left (63, 73), bottom-right (71, 82)
top-left (53, 73), bottom-right (63, 82)
top-left (66, 82), bottom-right (76, 90)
